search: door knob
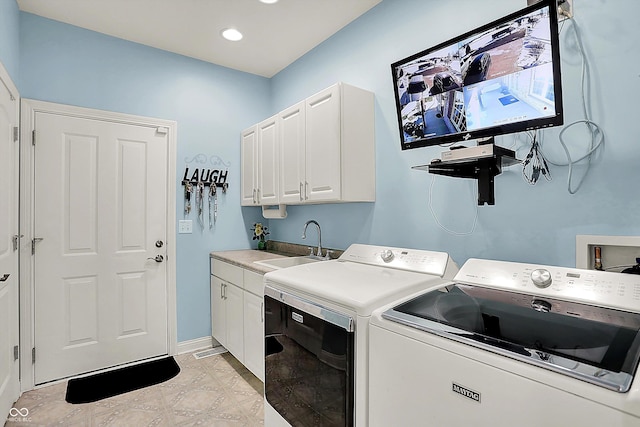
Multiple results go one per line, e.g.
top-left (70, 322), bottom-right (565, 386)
top-left (147, 255), bottom-right (164, 263)
top-left (155, 240), bottom-right (164, 248)
top-left (0, 273), bottom-right (9, 282)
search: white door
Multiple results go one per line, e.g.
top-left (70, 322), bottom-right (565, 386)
top-left (0, 71), bottom-right (20, 419)
top-left (33, 112), bottom-right (169, 385)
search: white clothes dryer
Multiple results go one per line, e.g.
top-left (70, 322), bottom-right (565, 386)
top-left (263, 244), bottom-right (459, 427)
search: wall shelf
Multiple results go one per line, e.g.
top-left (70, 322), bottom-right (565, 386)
top-left (413, 143), bottom-right (519, 206)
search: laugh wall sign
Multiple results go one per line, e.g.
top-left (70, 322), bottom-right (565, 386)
top-left (182, 153), bottom-right (230, 187)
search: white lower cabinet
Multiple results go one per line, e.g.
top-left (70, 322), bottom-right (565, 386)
top-left (210, 258), bottom-right (265, 381)
top-left (243, 292), bottom-right (264, 380)
top-left (225, 282), bottom-right (245, 361)
top-left (210, 276), bottom-right (226, 347)
top-left (210, 276), bottom-right (244, 361)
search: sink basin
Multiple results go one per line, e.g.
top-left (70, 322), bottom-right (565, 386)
top-left (254, 256), bottom-right (321, 270)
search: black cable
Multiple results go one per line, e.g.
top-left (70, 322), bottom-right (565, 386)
top-left (522, 131), bottom-right (552, 185)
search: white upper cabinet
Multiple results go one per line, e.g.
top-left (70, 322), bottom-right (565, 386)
top-left (240, 126), bottom-right (258, 206)
top-left (257, 115), bottom-right (279, 205)
top-left (305, 84), bottom-right (342, 202)
top-left (279, 101), bottom-right (306, 204)
top-left (242, 82), bottom-right (375, 208)
top-left (241, 116), bottom-right (280, 206)
top-left (303, 82), bottom-right (375, 203)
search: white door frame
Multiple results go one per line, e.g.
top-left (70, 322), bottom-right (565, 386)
top-left (0, 60), bottom-right (20, 418)
top-left (19, 99), bottom-right (178, 391)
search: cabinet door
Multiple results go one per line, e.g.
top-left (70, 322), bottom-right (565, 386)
top-left (279, 101), bottom-right (306, 204)
top-left (240, 126), bottom-right (258, 206)
top-left (257, 116), bottom-right (279, 205)
top-left (225, 283), bottom-right (245, 362)
top-left (211, 276), bottom-right (226, 347)
top-left (243, 292), bottom-right (264, 381)
top-left (305, 84), bottom-right (341, 202)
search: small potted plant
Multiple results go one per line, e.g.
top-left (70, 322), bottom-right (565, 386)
top-left (252, 222), bottom-right (269, 250)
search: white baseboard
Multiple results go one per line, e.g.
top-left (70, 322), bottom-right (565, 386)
top-left (176, 336), bottom-right (219, 355)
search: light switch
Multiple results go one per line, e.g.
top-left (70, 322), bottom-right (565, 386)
top-left (178, 220), bottom-right (193, 234)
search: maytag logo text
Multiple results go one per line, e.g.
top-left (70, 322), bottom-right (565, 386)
top-left (452, 383), bottom-right (481, 402)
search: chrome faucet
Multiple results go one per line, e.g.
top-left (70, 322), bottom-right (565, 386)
top-left (302, 220), bottom-right (324, 259)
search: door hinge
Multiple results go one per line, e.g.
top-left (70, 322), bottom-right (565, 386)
top-left (32, 347), bottom-right (35, 363)
top-left (13, 126), bottom-right (18, 142)
top-left (32, 129), bottom-right (36, 146)
top-left (12, 234), bottom-right (22, 251)
top-left (13, 345), bottom-right (18, 361)
top-left (32, 237), bottom-right (44, 255)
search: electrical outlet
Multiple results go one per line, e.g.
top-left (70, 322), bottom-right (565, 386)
top-left (178, 220), bottom-right (193, 234)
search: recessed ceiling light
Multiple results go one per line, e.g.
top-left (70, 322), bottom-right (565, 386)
top-left (221, 28), bottom-right (243, 41)
top-left (259, 0), bottom-right (279, 4)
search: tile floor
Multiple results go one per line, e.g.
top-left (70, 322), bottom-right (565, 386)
top-left (5, 351), bottom-right (264, 426)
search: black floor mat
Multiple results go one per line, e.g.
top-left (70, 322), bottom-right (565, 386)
top-left (65, 356), bottom-right (180, 404)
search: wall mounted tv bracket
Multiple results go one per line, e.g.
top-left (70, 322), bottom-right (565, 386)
top-left (412, 138), bottom-right (519, 205)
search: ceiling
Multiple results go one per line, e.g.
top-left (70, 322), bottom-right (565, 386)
top-left (16, 0), bottom-right (382, 78)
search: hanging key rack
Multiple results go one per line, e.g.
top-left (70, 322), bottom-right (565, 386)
top-left (181, 157), bottom-right (230, 226)
top-left (181, 179), bottom-right (229, 191)
top-left (182, 179), bottom-right (229, 224)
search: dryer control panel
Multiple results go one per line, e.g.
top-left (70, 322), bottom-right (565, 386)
top-left (339, 243), bottom-right (456, 277)
top-left (456, 258), bottom-right (640, 312)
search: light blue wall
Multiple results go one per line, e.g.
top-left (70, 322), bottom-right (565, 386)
top-left (15, 0), bottom-right (640, 344)
top-left (19, 12), bottom-right (267, 342)
top-left (0, 0), bottom-right (20, 82)
top-left (267, 0), bottom-right (640, 268)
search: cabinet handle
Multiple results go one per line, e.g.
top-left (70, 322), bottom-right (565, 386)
top-left (261, 302), bottom-right (264, 323)
top-left (252, 189), bottom-right (257, 204)
top-left (257, 188), bottom-right (260, 204)
top-left (299, 182), bottom-right (303, 201)
top-left (220, 282), bottom-right (224, 299)
top-left (224, 283), bottom-right (227, 299)
top-left (305, 181), bottom-right (309, 200)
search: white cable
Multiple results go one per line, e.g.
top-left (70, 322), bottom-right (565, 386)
top-left (428, 174), bottom-right (478, 236)
top-left (541, 15), bottom-right (604, 194)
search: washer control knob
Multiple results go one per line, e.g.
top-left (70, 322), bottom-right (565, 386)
top-left (531, 269), bottom-right (552, 288)
top-left (381, 249), bottom-right (394, 263)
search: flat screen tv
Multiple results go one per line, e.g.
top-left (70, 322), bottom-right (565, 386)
top-left (391, 0), bottom-right (563, 150)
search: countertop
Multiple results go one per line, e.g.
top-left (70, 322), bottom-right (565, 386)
top-left (210, 249), bottom-right (288, 274)
top-left (210, 240), bottom-right (344, 275)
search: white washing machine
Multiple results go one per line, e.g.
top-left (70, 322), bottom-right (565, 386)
top-left (262, 244), bottom-right (459, 426)
top-left (369, 258), bottom-right (640, 426)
